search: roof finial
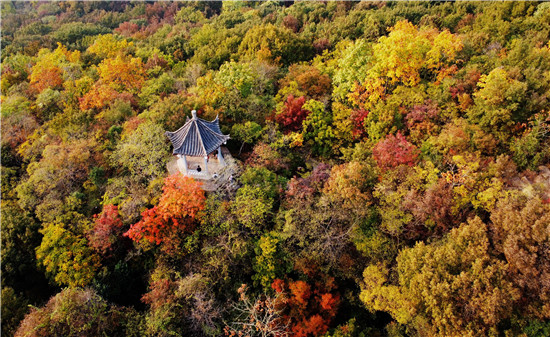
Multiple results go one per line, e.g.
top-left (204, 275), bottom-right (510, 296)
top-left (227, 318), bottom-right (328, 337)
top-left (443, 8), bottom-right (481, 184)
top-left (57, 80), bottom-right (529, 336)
top-left (191, 110), bottom-right (197, 119)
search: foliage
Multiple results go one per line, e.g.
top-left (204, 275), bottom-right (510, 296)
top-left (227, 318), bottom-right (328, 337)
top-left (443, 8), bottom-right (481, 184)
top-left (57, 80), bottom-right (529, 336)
top-left (360, 218), bottom-right (519, 336)
top-left (80, 54), bottom-right (146, 110)
top-left (15, 288), bottom-right (143, 337)
top-left (490, 193), bottom-right (550, 319)
top-left (225, 284), bottom-right (290, 337)
top-left (350, 20), bottom-right (462, 109)
top-left (2, 287), bottom-right (29, 337)
top-left (110, 121), bottom-right (170, 183)
top-left (252, 233), bottom-right (289, 291)
top-left (275, 95), bottom-right (309, 133)
top-left (468, 67), bottom-right (528, 140)
top-left (141, 266), bottom-right (222, 336)
top-left (372, 132), bottom-right (419, 172)
top-left (322, 161), bottom-right (376, 215)
top-left (231, 121), bottom-right (262, 154)
top-left (238, 24), bottom-right (313, 66)
top-left (87, 204), bottom-right (125, 255)
top-left (301, 99), bottom-right (335, 156)
top-left (87, 34), bottom-right (134, 59)
top-left (272, 276), bottom-right (340, 337)
top-left (3, 2), bottom-right (550, 336)
top-left (36, 205), bottom-right (101, 288)
top-left (1, 204), bottom-right (37, 278)
top-left (232, 185), bottom-right (273, 233)
top-left (28, 44), bottom-right (81, 93)
top-left (16, 140), bottom-right (94, 222)
top-left (278, 64), bottom-right (332, 100)
top-left (124, 174), bottom-right (205, 251)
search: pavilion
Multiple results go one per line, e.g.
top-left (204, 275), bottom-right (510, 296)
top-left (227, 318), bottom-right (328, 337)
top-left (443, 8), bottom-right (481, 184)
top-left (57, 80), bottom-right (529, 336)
top-left (165, 110), bottom-right (230, 179)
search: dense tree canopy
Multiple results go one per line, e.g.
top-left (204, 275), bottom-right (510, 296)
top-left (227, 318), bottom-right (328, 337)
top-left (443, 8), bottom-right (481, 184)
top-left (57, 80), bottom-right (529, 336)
top-left (2, 2), bottom-right (550, 337)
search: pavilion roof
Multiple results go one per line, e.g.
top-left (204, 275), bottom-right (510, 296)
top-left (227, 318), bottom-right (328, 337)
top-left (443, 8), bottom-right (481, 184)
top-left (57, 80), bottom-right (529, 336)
top-left (165, 113), bottom-right (230, 157)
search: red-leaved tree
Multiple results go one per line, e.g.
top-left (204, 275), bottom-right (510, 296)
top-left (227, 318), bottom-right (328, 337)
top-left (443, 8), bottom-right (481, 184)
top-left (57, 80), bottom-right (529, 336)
top-left (275, 95), bottom-right (309, 133)
top-left (88, 204), bottom-right (125, 255)
top-left (124, 174), bottom-right (205, 249)
top-left (372, 132), bottom-right (419, 171)
top-left (350, 109), bottom-right (369, 139)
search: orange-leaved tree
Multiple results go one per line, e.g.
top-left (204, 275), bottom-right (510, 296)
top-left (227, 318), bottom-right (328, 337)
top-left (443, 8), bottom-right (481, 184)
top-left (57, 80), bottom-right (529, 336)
top-left (271, 276), bottom-right (340, 337)
top-left (124, 174), bottom-right (205, 249)
top-left (80, 55), bottom-right (146, 110)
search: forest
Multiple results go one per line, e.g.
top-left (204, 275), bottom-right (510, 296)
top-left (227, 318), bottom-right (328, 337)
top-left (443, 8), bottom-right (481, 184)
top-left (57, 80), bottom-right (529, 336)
top-left (1, 1), bottom-right (550, 336)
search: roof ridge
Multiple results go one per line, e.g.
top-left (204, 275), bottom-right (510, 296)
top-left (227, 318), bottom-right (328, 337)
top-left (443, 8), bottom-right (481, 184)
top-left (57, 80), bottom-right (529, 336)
top-left (194, 120), bottom-right (207, 156)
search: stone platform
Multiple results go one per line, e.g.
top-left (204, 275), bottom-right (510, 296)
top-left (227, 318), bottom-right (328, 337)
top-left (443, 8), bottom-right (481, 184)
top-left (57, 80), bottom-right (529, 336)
top-left (167, 147), bottom-right (240, 192)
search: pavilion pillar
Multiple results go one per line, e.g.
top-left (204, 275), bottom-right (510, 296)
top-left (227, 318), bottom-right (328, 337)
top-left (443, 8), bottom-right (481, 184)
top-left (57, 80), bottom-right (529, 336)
top-left (177, 154), bottom-right (188, 175)
top-left (204, 156), bottom-right (209, 175)
top-left (182, 155), bottom-right (188, 175)
top-left (217, 147), bottom-right (225, 166)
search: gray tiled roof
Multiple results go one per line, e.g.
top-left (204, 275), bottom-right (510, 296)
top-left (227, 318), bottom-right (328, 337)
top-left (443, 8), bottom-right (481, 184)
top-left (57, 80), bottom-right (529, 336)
top-left (165, 115), bottom-right (230, 157)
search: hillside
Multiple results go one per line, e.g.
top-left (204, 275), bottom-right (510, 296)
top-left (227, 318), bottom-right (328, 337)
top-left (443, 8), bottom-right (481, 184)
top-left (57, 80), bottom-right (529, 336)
top-left (2, 2), bottom-right (550, 336)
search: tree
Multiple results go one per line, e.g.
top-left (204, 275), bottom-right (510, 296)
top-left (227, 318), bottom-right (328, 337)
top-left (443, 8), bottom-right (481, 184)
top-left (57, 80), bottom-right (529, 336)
top-left (142, 266), bottom-right (222, 336)
top-left (87, 204), bottom-right (125, 255)
top-left (404, 100), bottom-right (440, 144)
top-left (238, 24), bottom-right (313, 66)
top-left (286, 164), bottom-right (331, 201)
top-left (350, 108), bottom-right (369, 140)
top-left (1, 201), bottom-right (46, 296)
top-left (349, 20), bottom-right (462, 109)
top-left (239, 166), bottom-right (287, 201)
top-left (15, 139), bottom-right (94, 223)
top-left (28, 43), bottom-right (81, 93)
top-left (37, 220), bottom-right (101, 288)
top-left (52, 22), bottom-right (110, 50)
top-left (87, 34), bottom-right (134, 59)
top-left (231, 185), bottom-right (273, 233)
top-left (139, 93), bottom-right (193, 130)
top-left (272, 276), bottom-right (340, 337)
top-left (372, 161), bottom-right (462, 240)
top-left (1, 53), bottom-right (32, 93)
top-left (468, 67), bottom-right (528, 140)
top-left (510, 111), bottom-right (550, 170)
top-left (34, 196), bottom-right (101, 288)
top-left (80, 55), bottom-right (146, 110)
top-left (429, 118), bottom-right (498, 159)
top-left (360, 218), bottom-right (519, 336)
top-left (29, 65), bottom-right (64, 93)
top-left (253, 233), bottom-right (289, 291)
top-left (98, 56), bottom-right (146, 93)
top-left (331, 39), bottom-right (371, 103)
top-left (275, 96), bottom-right (309, 133)
top-left (138, 72), bottom-right (176, 108)
top-left (215, 60), bottom-right (259, 98)
top-left (372, 132), bottom-right (419, 172)
top-left (490, 194), bottom-right (550, 319)
top-left (278, 64), bottom-right (332, 100)
top-left (322, 161), bottom-right (377, 216)
top-left (15, 288), bottom-right (143, 337)
top-left (1, 95), bottom-right (39, 150)
top-left (280, 194), bottom-right (360, 276)
top-left (301, 99), bottom-right (335, 156)
top-left (225, 284), bottom-right (290, 337)
top-left (2, 287), bottom-right (29, 337)
top-left (110, 122), bottom-right (170, 183)
top-left (124, 174), bottom-right (205, 251)
top-left (231, 121), bottom-right (262, 154)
